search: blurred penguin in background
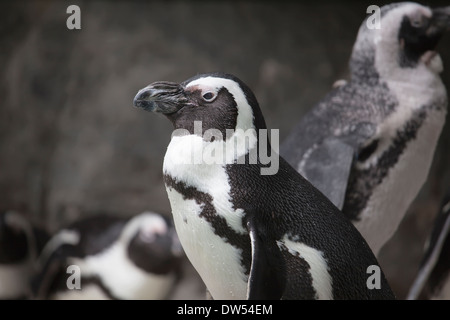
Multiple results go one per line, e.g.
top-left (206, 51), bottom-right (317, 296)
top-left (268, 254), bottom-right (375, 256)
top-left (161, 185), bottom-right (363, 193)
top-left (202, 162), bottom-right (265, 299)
top-left (33, 211), bottom-right (185, 300)
top-left (281, 3), bottom-right (450, 255)
top-left (407, 190), bottom-right (450, 300)
top-left (0, 210), bottom-right (48, 299)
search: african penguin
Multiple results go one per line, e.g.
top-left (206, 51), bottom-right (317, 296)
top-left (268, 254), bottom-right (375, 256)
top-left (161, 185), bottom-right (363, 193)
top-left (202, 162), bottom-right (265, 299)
top-left (0, 210), bottom-right (48, 299)
top-left (133, 72), bottom-right (395, 300)
top-left (33, 212), bottom-right (184, 300)
top-left (280, 3), bottom-right (450, 255)
top-left (407, 191), bottom-right (450, 300)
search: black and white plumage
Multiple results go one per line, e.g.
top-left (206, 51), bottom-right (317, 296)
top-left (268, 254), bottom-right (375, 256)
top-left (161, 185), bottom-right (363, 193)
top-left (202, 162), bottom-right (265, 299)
top-left (0, 210), bottom-right (48, 299)
top-left (407, 191), bottom-right (450, 300)
top-left (33, 212), bottom-right (183, 300)
top-left (133, 72), bottom-right (395, 300)
top-left (280, 3), bottom-right (450, 255)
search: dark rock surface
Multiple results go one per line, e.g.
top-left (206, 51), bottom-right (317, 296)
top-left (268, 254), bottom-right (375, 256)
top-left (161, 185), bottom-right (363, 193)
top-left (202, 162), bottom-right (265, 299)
top-left (1, 0), bottom-right (449, 299)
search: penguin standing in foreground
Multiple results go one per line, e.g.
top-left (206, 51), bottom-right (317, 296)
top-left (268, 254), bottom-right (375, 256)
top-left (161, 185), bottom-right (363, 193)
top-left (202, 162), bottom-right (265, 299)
top-left (407, 191), bottom-right (450, 300)
top-left (33, 212), bottom-right (184, 300)
top-left (133, 72), bottom-right (395, 299)
top-left (0, 210), bottom-right (48, 299)
top-left (280, 3), bottom-right (450, 255)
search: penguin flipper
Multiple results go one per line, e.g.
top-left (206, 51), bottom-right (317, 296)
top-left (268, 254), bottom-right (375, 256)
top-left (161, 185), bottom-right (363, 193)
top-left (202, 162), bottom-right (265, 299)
top-left (301, 138), bottom-right (354, 210)
top-left (246, 218), bottom-right (285, 300)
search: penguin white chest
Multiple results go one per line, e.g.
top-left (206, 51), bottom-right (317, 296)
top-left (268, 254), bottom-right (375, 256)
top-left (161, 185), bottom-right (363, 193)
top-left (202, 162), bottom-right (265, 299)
top-left (165, 187), bottom-right (248, 300)
top-left (163, 135), bottom-right (249, 300)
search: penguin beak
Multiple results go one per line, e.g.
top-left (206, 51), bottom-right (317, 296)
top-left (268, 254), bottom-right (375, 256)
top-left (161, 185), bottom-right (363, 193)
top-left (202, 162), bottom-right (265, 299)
top-left (133, 81), bottom-right (188, 114)
top-left (430, 7), bottom-right (450, 33)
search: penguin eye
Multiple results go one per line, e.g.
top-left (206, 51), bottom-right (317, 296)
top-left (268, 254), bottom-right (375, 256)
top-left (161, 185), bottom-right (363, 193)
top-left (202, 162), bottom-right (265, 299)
top-left (202, 91), bottom-right (217, 102)
top-left (409, 14), bottom-right (428, 29)
top-left (410, 19), bottom-right (423, 28)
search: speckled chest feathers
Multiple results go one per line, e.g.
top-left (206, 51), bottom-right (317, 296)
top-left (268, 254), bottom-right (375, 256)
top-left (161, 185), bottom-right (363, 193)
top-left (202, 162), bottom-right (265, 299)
top-left (133, 72), bottom-right (396, 300)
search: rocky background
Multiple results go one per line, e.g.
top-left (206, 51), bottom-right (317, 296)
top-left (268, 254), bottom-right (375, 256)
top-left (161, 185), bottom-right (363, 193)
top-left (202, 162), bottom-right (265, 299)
top-left (1, 0), bottom-right (449, 299)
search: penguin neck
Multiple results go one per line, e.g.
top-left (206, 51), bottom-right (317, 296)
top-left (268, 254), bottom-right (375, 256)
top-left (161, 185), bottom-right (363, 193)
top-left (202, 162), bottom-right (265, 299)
top-left (350, 41), bottom-right (380, 85)
top-left (168, 119), bottom-right (258, 157)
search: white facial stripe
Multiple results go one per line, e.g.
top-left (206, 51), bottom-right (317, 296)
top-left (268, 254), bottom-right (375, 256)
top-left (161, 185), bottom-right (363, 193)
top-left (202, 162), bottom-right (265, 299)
top-left (186, 84), bottom-right (219, 100)
top-left (278, 235), bottom-right (333, 300)
top-left (375, 3), bottom-right (431, 45)
top-left (119, 212), bottom-right (167, 245)
top-left (185, 76), bottom-right (255, 132)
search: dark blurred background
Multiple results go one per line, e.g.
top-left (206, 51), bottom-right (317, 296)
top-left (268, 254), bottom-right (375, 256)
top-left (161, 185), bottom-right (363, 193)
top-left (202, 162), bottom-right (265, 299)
top-left (1, 0), bottom-right (449, 299)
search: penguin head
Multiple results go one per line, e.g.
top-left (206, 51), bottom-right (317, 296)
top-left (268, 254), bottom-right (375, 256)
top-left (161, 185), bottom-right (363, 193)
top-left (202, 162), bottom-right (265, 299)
top-left (351, 2), bottom-right (450, 79)
top-left (397, 5), bottom-right (450, 68)
top-left (0, 211), bottom-right (32, 263)
top-left (133, 72), bottom-right (267, 138)
top-left (123, 212), bottom-right (184, 275)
